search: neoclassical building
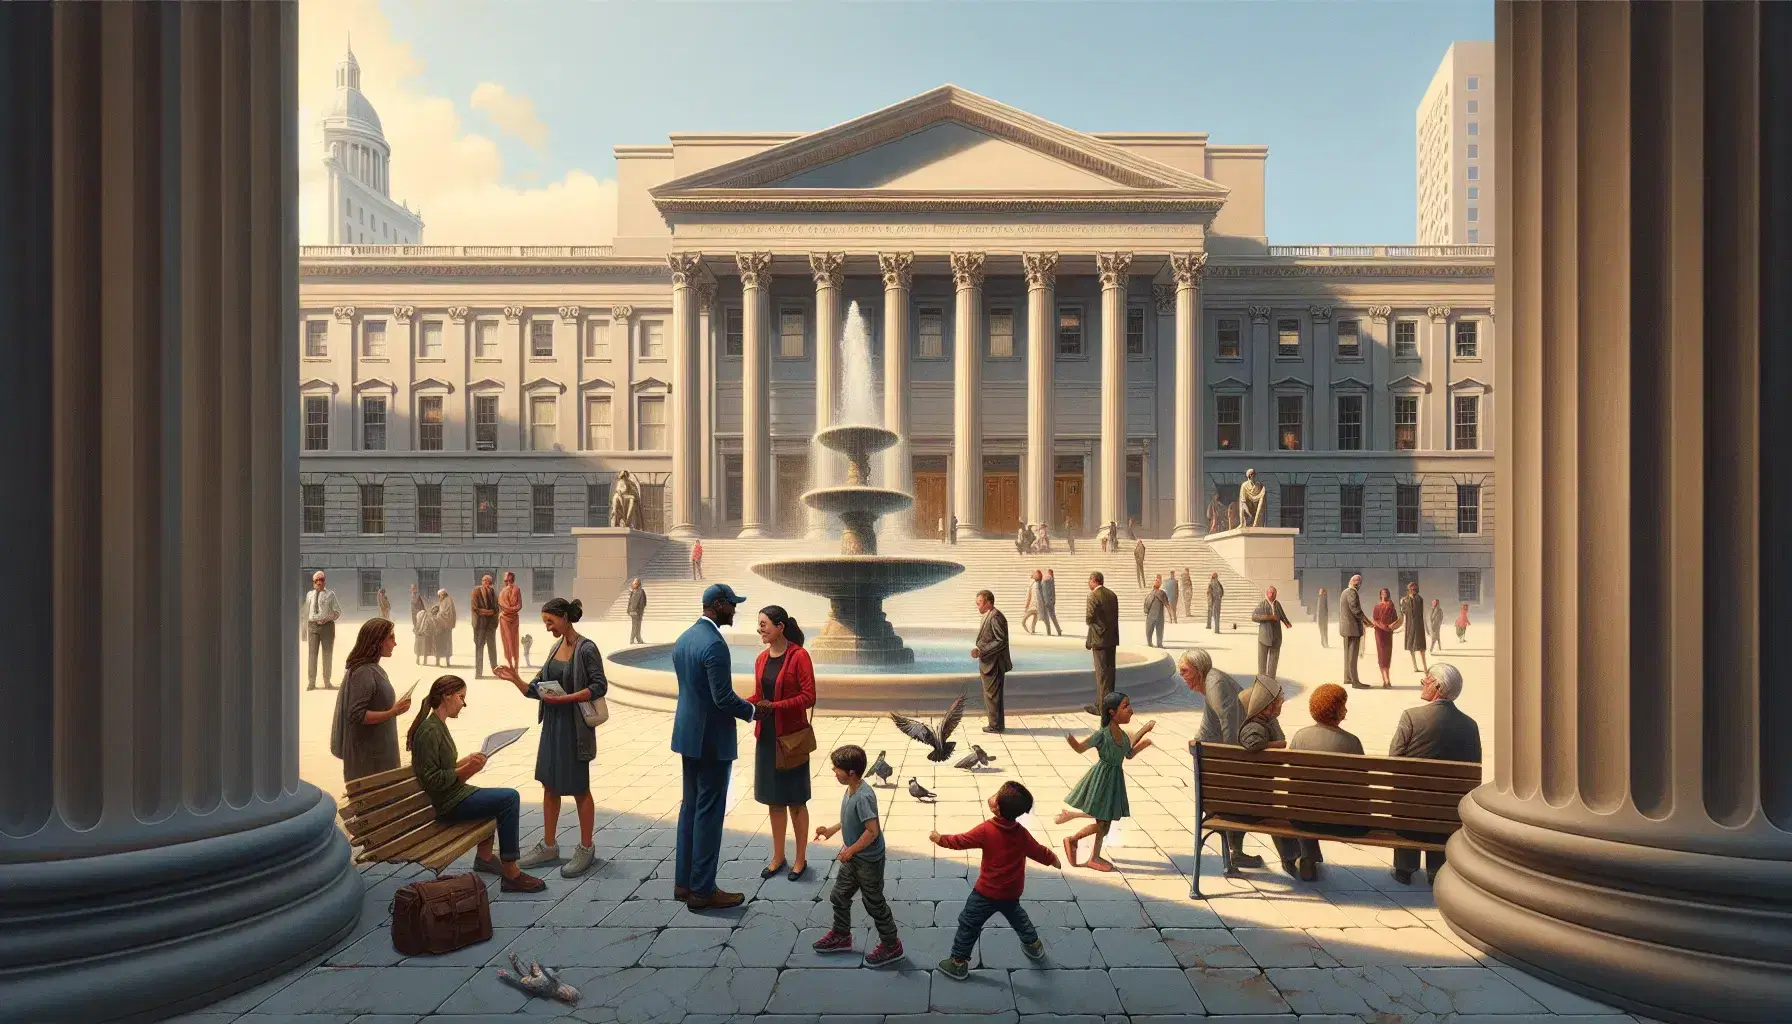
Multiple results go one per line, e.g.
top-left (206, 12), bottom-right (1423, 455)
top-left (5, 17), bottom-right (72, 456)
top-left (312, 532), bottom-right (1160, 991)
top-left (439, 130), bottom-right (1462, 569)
top-left (298, 85), bottom-right (1494, 614)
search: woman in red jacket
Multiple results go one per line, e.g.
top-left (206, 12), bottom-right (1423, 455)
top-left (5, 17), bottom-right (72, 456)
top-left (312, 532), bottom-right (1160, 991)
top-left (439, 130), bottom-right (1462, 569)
top-left (751, 605), bottom-right (817, 881)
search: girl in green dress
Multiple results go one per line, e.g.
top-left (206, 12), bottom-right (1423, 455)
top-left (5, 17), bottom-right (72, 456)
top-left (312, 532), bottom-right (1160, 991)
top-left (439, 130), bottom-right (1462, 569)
top-left (1055, 691), bottom-right (1156, 872)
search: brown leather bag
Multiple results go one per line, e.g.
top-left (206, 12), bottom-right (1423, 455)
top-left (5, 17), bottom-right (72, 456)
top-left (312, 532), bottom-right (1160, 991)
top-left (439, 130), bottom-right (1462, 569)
top-left (775, 715), bottom-right (817, 770)
top-left (390, 872), bottom-right (492, 956)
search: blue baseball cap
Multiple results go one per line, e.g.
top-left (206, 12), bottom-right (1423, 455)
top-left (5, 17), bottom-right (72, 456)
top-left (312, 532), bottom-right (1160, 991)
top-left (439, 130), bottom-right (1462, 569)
top-left (701, 583), bottom-right (748, 608)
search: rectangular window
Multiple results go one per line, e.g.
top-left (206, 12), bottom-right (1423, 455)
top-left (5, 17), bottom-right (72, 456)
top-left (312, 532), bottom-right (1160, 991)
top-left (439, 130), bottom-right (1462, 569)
top-left (528, 394), bottom-right (557, 451)
top-left (1339, 484), bottom-right (1364, 535)
top-left (417, 395), bottom-right (444, 451)
top-left (778, 308), bottom-right (805, 359)
top-left (1056, 305), bottom-right (1083, 356)
top-left (474, 484), bottom-right (499, 534)
top-left (723, 455), bottom-right (743, 522)
top-left (1336, 395), bottom-right (1364, 451)
top-left (1467, 207), bottom-right (1480, 223)
top-left (1467, 165), bottom-right (1480, 181)
top-left (361, 320), bottom-right (386, 358)
top-left (416, 483), bottom-right (442, 534)
top-left (474, 319), bottom-right (499, 358)
top-left (1279, 484), bottom-right (1306, 530)
top-left (1454, 394), bottom-right (1481, 449)
top-left (474, 395), bottom-right (499, 451)
top-left (532, 484), bottom-right (556, 535)
top-left (638, 320), bottom-right (665, 359)
top-left (988, 307), bottom-right (1015, 359)
top-left (917, 307), bottom-right (944, 359)
top-left (1399, 570), bottom-right (1420, 593)
top-left (303, 395), bottom-right (330, 451)
top-left (1125, 306), bottom-right (1146, 356)
top-left (1467, 75), bottom-right (1479, 91)
top-left (1467, 186), bottom-right (1479, 200)
top-left (1216, 395), bottom-right (1243, 450)
top-left (1468, 121), bottom-right (1479, 136)
top-left (418, 319), bottom-right (442, 358)
top-left (302, 484), bottom-right (326, 534)
top-left (1467, 229), bottom-right (1480, 243)
top-left (1457, 483), bottom-right (1482, 534)
top-left (1467, 99), bottom-right (1479, 113)
top-left (359, 483), bottom-right (385, 535)
top-left (1336, 319), bottom-right (1361, 358)
top-left (1395, 319), bottom-right (1419, 359)
top-left (584, 395), bottom-right (612, 450)
top-left (1455, 319), bottom-right (1480, 357)
top-left (724, 308), bottom-right (743, 358)
top-left (530, 319), bottom-right (554, 357)
top-left (416, 568), bottom-right (439, 597)
top-left (637, 395), bottom-right (667, 450)
top-left (586, 482), bottom-right (611, 526)
top-left (1459, 570), bottom-right (1482, 604)
top-left (1277, 395), bottom-right (1303, 451)
top-left (532, 569), bottom-right (556, 604)
top-left (1216, 318), bottom-right (1240, 358)
top-left (359, 570), bottom-right (382, 609)
top-left (1396, 484), bottom-right (1421, 535)
top-left (1467, 144), bottom-right (1479, 159)
top-left (1395, 395), bottom-right (1420, 451)
top-left (1276, 318), bottom-right (1301, 357)
top-left (361, 396), bottom-right (387, 451)
top-left (584, 319), bottom-right (610, 359)
top-left (305, 320), bottom-right (328, 358)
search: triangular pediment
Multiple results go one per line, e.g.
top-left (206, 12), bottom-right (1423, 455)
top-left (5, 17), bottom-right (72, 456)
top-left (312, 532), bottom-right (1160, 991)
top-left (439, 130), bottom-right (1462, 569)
top-left (1449, 377), bottom-right (1490, 392)
top-left (1271, 375), bottom-right (1312, 391)
top-left (1390, 375), bottom-right (1432, 393)
top-left (1209, 376), bottom-right (1252, 392)
top-left (413, 377), bottom-right (454, 392)
top-left (1331, 375), bottom-right (1371, 391)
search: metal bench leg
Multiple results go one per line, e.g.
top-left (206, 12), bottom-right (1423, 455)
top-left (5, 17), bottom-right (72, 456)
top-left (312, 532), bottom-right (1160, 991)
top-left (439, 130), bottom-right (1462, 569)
top-left (1192, 826), bottom-right (1203, 899)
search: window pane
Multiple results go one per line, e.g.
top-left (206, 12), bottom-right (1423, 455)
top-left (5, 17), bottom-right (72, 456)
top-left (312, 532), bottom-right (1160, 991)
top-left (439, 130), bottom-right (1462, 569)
top-left (1395, 320), bottom-right (1419, 359)
top-left (304, 395), bottom-right (330, 451)
top-left (359, 483), bottom-right (385, 534)
top-left (1276, 318), bottom-right (1300, 357)
top-left (359, 570), bottom-right (382, 609)
top-left (531, 320), bottom-right (554, 357)
top-left (474, 395), bottom-right (499, 451)
top-left (1457, 483), bottom-right (1481, 534)
top-left (1216, 395), bottom-right (1242, 450)
top-left (532, 484), bottom-right (556, 535)
top-left (779, 309), bottom-right (805, 358)
top-left (529, 395), bottom-right (557, 451)
top-left (641, 320), bottom-right (665, 358)
top-left (988, 309), bottom-right (1014, 359)
top-left (724, 308), bottom-right (743, 357)
top-left (1396, 484), bottom-right (1421, 535)
top-left (302, 484), bottom-right (326, 534)
top-left (1125, 307), bottom-right (1146, 356)
top-left (1336, 320), bottom-right (1360, 358)
top-left (1454, 320), bottom-right (1480, 357)
top-left (418, 395), bottom-right (444, 450)
top-left (638, 395), bottom-right (667, 450)
top-left (1458, 570), bottom-right (1482, 604)
top-left (1336, 395), bottom-right (1363, 451)
top-left (918, 308), bottom-right (944, 359)
top-left (305, 320), bottom-right (328, 358)
top-left (584, 319), bottom-right (610, 359)
top-left (416, 483), bottom-right (442, 534)
top-left (475, 320), bottom-right (498, 357)
top-left (362, 320), bottom-right (386, 357)
top-left (1279, 484), bottom-right (1306, 530)
top-left (1056, 306), bottom-right (1083, 356)
top-left (1217, 318), bottom-right (1240, 358)
top-left (723, 455), bottom-right (743, 522)
top-left (1277, 395), bottom-right (1303, 451)
top-left (532, 569), bottom-right (556, 603)
top-left (474, 484), bottom-right (499, 534)
top-left (585, 395), bottom-right (612, 450)
top-left (586, 482), bottom-right (611, 526)
top-left (1454, 395), bottom-right (1480, 449)
top-left (361, 396), bottom-right (387, 451)
top-left (1395, 396), bottom-right (1419, 451)
top-left (1339, 484), bottom-right (1364, 535)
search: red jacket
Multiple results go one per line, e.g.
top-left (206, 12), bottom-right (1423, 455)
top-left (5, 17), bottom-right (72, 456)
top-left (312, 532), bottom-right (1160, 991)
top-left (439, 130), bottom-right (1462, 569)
top-left (750, 643), bottom-right (816, 738)
top-left (935, 817), bottom-right (1055, 901)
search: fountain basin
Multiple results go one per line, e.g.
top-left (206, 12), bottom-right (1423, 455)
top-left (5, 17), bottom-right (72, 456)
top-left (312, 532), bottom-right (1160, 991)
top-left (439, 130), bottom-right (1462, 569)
top-left (751, 555), bottom-right (964, 596)
top-left (801, 486), bottom-right (914, 520)
top-left (814, 424), bottom-right (898, 461)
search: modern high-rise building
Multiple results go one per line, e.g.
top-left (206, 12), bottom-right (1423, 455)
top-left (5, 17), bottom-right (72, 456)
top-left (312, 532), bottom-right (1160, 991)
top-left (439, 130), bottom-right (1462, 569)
top-left (1416, 41), bottom-right (1494, 245)
top-left (322, 42), bottom-right (423, 245)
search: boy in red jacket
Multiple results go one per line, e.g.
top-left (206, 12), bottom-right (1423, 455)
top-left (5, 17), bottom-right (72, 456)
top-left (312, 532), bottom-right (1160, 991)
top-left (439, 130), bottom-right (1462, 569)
top-left (929, 781), bottom-right (1061, 979)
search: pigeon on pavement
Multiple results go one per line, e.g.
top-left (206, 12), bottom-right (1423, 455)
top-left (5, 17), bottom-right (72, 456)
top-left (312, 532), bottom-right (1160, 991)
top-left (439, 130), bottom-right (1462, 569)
top-left (868, 751), bottom-right (894, 785)
top-left (953, 745), bottom-right (995, 770)
top-left (908, 778), bottom-right (937, 801)
top-left (890, 695), bottom-right (966, 762)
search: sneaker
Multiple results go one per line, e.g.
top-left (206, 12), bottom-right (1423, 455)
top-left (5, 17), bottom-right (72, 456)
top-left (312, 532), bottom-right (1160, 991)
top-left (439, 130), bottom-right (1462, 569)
top-left (811, 930), bottom-right (854, 954)
top-left (864, 940), bottom-right (904, 968)
top-left (936, 956), bottom-right (970, 980)
top-left (500, 871), bottom-right (547, 893)
top-left (1022, 938), bottom-right (1046, 960)
top-left (561, 844), bottom-right (596, 878)
top-left (517, 842), bottom-right (560, 869)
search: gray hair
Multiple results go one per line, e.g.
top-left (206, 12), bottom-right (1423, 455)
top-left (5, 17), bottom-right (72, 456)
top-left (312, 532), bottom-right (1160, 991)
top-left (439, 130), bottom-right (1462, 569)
top-left (1427, 663), bottom-right (1464, 700)
top-left (1177, 649), bottom-right (1212, 675)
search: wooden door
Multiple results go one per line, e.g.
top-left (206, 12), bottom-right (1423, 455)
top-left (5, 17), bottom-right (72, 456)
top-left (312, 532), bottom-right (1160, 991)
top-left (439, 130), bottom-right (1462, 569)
top-left (983, 474), bottom-right (1021, 535)
top-left (913, 472), bottom-right (947, 536)
top-left (1054, 474), bottom-right (1084, 534)
top-left (776, 455), bottom-right (809, 536)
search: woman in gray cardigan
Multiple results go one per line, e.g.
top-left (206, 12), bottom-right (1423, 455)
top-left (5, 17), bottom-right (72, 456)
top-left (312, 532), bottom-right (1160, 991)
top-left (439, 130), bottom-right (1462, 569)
top-left (1284, 682), bottom-right (1369, 881)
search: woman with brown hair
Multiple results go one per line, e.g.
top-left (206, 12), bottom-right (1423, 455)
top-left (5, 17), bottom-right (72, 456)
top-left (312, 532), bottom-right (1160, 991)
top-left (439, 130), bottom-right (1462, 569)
top-left (407, 675), bottom-right (545, 892)
top-left (1371, 587), bottom-right (1399, 688)
top-left (1286, 683), bottom-right (1368, 880)
top-left (750, 605), bottom-right (815, 881)
top-left (329, 617), bottom-right (411, 783)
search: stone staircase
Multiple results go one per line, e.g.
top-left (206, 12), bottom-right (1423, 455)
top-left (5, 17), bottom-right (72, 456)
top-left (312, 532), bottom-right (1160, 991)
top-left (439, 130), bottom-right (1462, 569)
top-left (603, 536), bottom-right (1269, 628)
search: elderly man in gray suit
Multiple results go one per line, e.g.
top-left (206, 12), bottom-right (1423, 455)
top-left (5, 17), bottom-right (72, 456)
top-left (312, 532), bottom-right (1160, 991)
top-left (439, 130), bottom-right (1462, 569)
top-left (1206, 572), bottom-right (1224, 632)
top-left (1388, 663), bottom-right (1482, 884)
top-left (1144, 575), bottom-right (1170, 649)
top-left (302, 571), bottom-right (342, 690)
top-left (1251, 586), bottom-right (1293, 680)
top-left (1340, 575), bottom-right (1370, 688)
top-left (1177, 649), bottom-right (1263, 872)
top-left (971, 589), bottom-right (1012, 732)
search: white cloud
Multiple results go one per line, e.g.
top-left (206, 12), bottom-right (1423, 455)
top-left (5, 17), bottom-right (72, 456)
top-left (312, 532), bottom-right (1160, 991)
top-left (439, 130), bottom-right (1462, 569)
top-left (297, 0), bottom-right (615, 245)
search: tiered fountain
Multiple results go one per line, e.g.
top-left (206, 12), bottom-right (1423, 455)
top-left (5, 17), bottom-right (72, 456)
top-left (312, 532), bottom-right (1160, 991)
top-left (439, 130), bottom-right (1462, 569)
top-left (750, 424), bottom-right (964, 665)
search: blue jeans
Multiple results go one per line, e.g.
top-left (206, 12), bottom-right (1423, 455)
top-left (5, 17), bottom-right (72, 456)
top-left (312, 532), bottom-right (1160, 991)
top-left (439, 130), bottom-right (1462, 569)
top-left (443, 787), bottom-right (521, 862)
top-left (676, 755), bottom-right (731, 896)
top-left (951, 890), bottom-right (1038, 961)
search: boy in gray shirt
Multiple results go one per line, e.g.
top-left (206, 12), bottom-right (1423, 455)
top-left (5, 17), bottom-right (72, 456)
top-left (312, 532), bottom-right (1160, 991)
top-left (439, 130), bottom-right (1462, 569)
top-left (811, 745), bottom-right (904, 966)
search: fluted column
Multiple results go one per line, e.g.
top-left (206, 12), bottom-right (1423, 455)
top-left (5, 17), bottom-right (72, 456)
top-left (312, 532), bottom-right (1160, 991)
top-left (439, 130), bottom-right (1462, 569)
top-left (667, 253), bottom-right (702, 539)
top-left (1023, 252), bottom-right (1059, 532)
top-left (951, 252), bottom-right (987, 538)
top-left (1097, 252), bottom-right (1133, 530)
top-left (1427, 305), bottom-right (1452, 448)
top-left (1169, 253), bottom-right (1207, 537)
top-left (696, 282), bottom-right (717, 532)
top-left (610, 304), bottom-right (633, 450)
top-left (736, 252), bottom-right (773, 539)
top-left (1248, 305), bottom-right (1272, 451)
top-left (1436, 5), bottom-right (1792, 1023)
top-left (879, 253), bottom-right (913, 497)
top-left (808, 252), bottom-right (845, 539)
top-left (0, 3), bottom-right (360, 1019)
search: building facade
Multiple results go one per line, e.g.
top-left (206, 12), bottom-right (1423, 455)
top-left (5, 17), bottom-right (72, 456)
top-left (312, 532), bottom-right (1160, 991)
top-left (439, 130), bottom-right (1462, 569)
top-left (1417, 41), bottom-right (1496, 246)
top-left (323, 44), bottom-right (422, 245)
top-left (298, 86), bottom-right (1494, 615)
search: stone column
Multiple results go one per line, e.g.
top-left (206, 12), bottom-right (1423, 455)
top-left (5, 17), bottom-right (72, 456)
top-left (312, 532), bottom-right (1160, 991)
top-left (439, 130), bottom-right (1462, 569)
top-left (1426, 304), bottom-right (1452, 449)
top-left (1170, 253), bottom-right (1207, 537)
top-left (1248, 305), bottom-right (1272, 451)
top-left (446, 306), bottom-right (470, 450)
top-left (0, 4), bottom-right (361, 1020)
top-left (1310, 305), bottom-right (1333, 452)
top-left (808, 252), bottom-right (845, 539)
top-left (610, 304), bottom-right (633, 450)
top-left (1097, 253), bottom-right (1134, 530)
top-left (880, 253), bottom-right (914, 496)
top-left (736, 252), bottom-right (773, 539)
top-left (1436, 5), bottom-right (1792, 1023)
top-left (951, 252), bottom-right (987, 537)
top-left (1367, 305), bottom-right (1392, 447)
top-left (666, 253), bottom-right (702, 539)
top-left (1023, 252), bottom-right (1059, 531)
top-left (696, 282), bottom-right (716, 532)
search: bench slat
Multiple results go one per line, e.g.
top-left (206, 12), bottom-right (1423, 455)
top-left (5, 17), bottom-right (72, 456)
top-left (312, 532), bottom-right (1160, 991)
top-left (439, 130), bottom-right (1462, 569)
top-left (1196, 770), bottom-right (1469, 808)
top-left (420, 821), bottom-right (496, 873)
top-left (344, 790), bottom-right (435, 839)
top-left (1197, 742), bottom-right (1483, 781)
top-left (403, 820), bottom-right (494, 870)
top-left (1203, 784), bottom-right (1460, 825)
top-left (360, 817), bottom-right (471, 864)
top-left (1204, 815), bottom-right (1450, 853)
top-left (345, 765), bottom-right (415, 798)
top-left (339, 776), bottom-right (425, 819)
top-left (1203, 798), bottom-right (1455, 836)
top-left (351, 805), bottom-right (439, 852)
top-left (1198, 755), bottom-right (1480, 795)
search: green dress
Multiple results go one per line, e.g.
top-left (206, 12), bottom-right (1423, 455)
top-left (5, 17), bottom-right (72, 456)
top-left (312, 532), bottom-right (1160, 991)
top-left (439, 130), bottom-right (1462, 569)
top-left (1066, 724), bottom-right (1131, 821)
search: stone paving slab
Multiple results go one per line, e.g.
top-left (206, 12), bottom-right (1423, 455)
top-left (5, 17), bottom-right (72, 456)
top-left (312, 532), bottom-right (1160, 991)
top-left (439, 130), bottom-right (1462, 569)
top-left (761, 967), bottom-right (931, 1015)
top-left (1009, 968), bottom-right (1123, 1015)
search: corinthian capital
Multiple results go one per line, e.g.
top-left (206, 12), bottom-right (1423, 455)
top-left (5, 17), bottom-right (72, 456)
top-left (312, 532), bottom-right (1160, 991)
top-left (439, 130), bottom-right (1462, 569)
top-left (1309, 305), bottom-right (1333, 322)
top-left (1428, 304), bottom-right (1453, 322)
top-left (735, 251), bottom-right (774, 290)
top-left (694, 282), bottom-right (717, 309)
top-left (950, 252), bottom-right (986, 289)
top-left (1022, 251), bottom-right (1060, 288)
top-left (1247, 305), bottom-right (1272, 324)
top-left (809, 252), bottom-right (846, 290)
top-left (332, 305), bottom-right (357, 322)
top-left (1096, 252), bottom-right (1134, 288)
top-left (393, 305), bottom-right (415, 323)
top-left (1169, 252), bottom-right (1208, 286)
top-left (878, 252), bottom-right (914, 290)
top-left (1368, 305), bottom-right (1393, 322)
top-left (1152, 284), bottom-right (1174, 315)
top-left (667, 252), bottom-right (703, 286)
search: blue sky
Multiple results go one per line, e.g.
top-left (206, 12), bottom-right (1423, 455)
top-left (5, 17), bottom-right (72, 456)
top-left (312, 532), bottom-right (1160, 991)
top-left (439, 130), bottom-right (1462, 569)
top-left (380, 0), bottom-right (1492, 243)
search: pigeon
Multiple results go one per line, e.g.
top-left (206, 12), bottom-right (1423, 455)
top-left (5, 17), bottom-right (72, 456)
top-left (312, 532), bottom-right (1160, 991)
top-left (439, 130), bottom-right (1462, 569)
top-left (908, 778), bottom-right (937, 801)
top-left (953, 745), bottom-right (995, 770)
top-left (869, 751), bottom-right (894, 786)
top-left (890, 695), bottom-right (966, 762)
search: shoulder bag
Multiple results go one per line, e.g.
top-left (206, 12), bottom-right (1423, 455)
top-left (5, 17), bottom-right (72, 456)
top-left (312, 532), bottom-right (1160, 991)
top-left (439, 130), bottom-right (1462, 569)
top-left (390, 872), bottom-right (492, 956)
top-left (772, 657), bottom-right (816, 770)
top-left (553, 640), bottom-right (610, 728)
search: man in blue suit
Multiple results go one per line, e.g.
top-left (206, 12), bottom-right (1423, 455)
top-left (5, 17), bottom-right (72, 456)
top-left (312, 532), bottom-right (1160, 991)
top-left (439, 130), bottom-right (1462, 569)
top-left (671, 583), bottom-right (761, 909)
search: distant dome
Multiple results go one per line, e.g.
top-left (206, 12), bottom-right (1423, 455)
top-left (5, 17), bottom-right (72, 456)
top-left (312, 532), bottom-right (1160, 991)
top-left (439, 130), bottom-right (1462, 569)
top-left (329, 87), bottom-right (383, 134)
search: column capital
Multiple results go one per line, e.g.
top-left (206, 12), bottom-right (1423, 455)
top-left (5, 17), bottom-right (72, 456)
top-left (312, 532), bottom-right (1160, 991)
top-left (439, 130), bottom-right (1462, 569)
top-left (1248, 305), bottom-right (1272, 324)
top-left (1169, 251), bottom-right (1208, 285)
top-left (1487, 305), bottom-right (1496, 321)
top-left (610, 304), bottom-right (634, 322)
top-left (447, 306), bottom-right (468, 324)
top-left (878, 251), bottom-right (914, 289)
top-left (557, 305), bottom-right (581, 323)
top-left (393, 305), bottom-right (415, 323)
top-left (1152, 284), bottom-right (1174, 315)
top-left (693, 282), bottom-right (716, 308)
top-left (332, 305), bottom-right (357, 322)
top-left (1096, 252), bottom-right (1134, 288)
top-left (1368, 305), bottom-right (1393, 323)
top-left (1309, 304), bottom-right (1333, 323)
top-left (950, 251), bottom-right (986, 288)
top-left (735, 251), bottom-right (774, 289)
top-left (1022, 251), bottom-right (1060, 288)
top-left (502, 305), bottom-right (524, 324)
top-left (1427, 304), bottom-right (1453, 322)
top-left (809, 251), bottom-right (846, 290)
top-left (667, 251), bottom-right (704, 286)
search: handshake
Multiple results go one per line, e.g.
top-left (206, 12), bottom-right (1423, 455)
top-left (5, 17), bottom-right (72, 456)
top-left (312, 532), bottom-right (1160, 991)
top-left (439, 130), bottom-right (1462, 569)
top-left (753, 700), bottom-right (773, 720)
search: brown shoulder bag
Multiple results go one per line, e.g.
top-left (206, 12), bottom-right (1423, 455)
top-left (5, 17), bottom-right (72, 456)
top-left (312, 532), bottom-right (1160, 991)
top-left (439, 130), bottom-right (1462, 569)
top-left (390, 872), bottom-right (492, 956)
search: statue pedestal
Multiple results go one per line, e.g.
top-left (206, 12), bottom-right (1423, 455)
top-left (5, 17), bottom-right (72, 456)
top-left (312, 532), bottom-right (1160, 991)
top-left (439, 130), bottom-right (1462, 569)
top-left (1205, 526), bottom-right (1306, 620)
top-left (572, 527), bottom-right (671, 617)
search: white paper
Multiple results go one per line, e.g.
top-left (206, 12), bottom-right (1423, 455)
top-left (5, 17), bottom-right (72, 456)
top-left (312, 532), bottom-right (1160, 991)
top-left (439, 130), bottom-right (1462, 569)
top-left (535, 682), bottom-right (566, 698)
top-left (481, 727), bottom-right (529, 759)
top-left (401, 680), bottom-right (418, 703)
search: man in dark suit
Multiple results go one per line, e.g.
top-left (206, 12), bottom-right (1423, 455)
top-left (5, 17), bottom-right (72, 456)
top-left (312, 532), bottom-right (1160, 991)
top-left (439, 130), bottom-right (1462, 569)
top-left (1206, 572), bottom-right (1224, 632)
top-left (1084, 571), bottom-right (1120, 715)
top-left (627, 578), bottom-right (647, 644)
top-left (1340, 574), bottom-right (1370, 688)
top-left (670, 583), bottom-right (761, 909)
top-left (1252, 586), bottom-right (1293, 680)
top-left (1388, 663), bottom-right (1482, 884)
top-left (471, 574), bottom-right (500, 678)
top-left (971, 590), bottom-right (1011, 732)
top-left (1143, 575), bottom-right (1169, 648)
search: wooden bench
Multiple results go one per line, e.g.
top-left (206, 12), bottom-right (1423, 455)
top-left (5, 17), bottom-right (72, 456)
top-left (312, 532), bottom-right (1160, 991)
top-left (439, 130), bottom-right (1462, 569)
top-left (338, 765), bottom-right (497, 876)
top-left (1189, 740), bottom-right (1481, 897)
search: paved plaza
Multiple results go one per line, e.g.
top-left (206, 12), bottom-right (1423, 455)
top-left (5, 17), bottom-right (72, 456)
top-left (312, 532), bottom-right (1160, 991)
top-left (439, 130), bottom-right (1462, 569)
top-left (176, 608), bottom-right (1653, 1024)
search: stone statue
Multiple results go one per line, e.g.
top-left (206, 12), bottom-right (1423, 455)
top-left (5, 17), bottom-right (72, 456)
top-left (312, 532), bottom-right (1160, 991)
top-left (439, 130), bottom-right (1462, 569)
top-left (1206, 492), bottom-right (1224, 534)
top-left (1237, 469), bottom-right (1267, 528)
top-left (609, 470), bottom-right (644, 530)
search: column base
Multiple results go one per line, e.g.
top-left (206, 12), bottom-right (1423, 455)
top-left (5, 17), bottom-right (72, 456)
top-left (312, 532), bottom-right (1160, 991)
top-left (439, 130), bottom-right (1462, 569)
top-left (666, 523), bottom-right (701, 541)
top-left (736, 523), bottom-right (772, 540)
top-left (952, 525), bottom-right (983, 541)
top-left (0, 784), bottom-right (362, 1022)
top-left (1437, 789), bottom-right (1792, 1024)
top-left (1170, 523), bottom-right (1202, 540)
